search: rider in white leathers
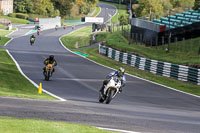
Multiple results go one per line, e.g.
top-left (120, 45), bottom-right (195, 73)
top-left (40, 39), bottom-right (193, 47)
top-left (100, 67), bottom-right (126, 94)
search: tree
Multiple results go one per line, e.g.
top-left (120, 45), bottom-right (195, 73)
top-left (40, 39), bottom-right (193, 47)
top-left (193, 0), bottom-right (200, 10)
top-left (33, 0), bottom-right (55, 16)
top-left (120, 15), bottom-right (129, 25)
top-left (170, 0), bottom-right (194, 8)
top-left (136, 0), bottom-right (163, 17)
top-left (161, 0), bottom-right (173, 11)
top-left (51, 0), bottom-right (72, 17)
top-left (14, 0), bottom-right (33, 13)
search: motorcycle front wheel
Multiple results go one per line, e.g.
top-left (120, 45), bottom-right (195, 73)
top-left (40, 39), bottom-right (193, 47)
top-left (105, 89), bottom-right (114, 104)
top-left (45, 71), bottom-right (50, 81)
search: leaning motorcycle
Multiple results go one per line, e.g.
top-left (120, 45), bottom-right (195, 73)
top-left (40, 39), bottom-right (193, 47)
top-left (44, 64), bottom-right (53, 81)
top-left (99, 75), bottom-right (121, 104)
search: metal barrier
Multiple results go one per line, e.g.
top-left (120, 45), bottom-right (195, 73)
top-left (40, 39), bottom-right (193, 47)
top-left (99, 44), bottom-right (200, 85)
top-left (39, 16), bottom-right (61, 30)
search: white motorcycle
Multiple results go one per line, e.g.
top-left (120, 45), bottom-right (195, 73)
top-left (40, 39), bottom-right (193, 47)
top-left (99, 75), bottom-right (121, 104)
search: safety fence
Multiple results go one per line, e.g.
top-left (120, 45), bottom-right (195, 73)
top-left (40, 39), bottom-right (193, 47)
top-left (99, 44), bottom-right (200, 85)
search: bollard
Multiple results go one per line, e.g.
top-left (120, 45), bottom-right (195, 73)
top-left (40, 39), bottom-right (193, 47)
top-left (38, 82), bottom-right (42, 94)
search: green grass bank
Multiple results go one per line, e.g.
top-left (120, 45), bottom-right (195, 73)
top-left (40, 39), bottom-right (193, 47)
top-left (95, 31), bottom-right (200, 66)
top-left (0, 15), bottom-right (29, 24)
top-left (0, 30), bottom-right (55, 100)
top-left (0, 117), bottom-right (113, 133)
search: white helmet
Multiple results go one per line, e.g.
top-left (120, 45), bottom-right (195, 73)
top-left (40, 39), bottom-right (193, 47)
top-left (118, 67), bottom-right (125, 76)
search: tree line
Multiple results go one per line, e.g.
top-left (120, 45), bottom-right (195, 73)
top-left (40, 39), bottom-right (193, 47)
top-left (135, 0), bottom-right (200, 17)
top-left (14, 0), bottom-right (99, 18)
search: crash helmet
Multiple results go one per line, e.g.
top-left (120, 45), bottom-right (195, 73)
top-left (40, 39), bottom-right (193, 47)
top-left (49, 55), bottom-right (54, 61)
top-left (118, 67), bottom-right (125, 76)
top-left (31, 35), bottom-right (34, 38)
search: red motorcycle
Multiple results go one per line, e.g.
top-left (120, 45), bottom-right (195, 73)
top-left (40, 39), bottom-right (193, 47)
top-left (63, 25), bottom-right (66, 29)
top-left (37, 29), bottom-right (40, 35)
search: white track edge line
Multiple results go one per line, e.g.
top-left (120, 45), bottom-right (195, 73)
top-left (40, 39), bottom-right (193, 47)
top-left (4, 31), bottom-right (66, 101)
top-left (6, 49), bottom-right (66, 101)
top-left (59, 23), bottom-right (200, 99)
top-left (95, 5), bottom-right (101, 17)
top-left (97, 127), bottom-right (141, 133)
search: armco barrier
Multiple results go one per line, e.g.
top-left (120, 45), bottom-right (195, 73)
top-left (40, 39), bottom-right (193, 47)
top-left (99, 44), bottom-right (200, 85)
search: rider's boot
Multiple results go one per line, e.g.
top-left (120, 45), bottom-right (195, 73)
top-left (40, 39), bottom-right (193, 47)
top-left (100, 85), bottom-right (105, 96)
top-left (119, 87), bottom-right (122, 93)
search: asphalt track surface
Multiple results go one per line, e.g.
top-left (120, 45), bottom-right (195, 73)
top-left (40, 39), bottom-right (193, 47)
top-left (1, 3), bottom-right (200, 133)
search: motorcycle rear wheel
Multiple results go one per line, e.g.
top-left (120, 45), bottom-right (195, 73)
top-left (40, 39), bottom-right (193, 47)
top-left (45, 71), bottom-right (50, 81)
top-left (98, 92), bottom-right (105, 103)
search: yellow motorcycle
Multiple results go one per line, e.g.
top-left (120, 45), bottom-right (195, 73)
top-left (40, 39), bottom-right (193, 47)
top-left (44, 64), bottom-right (53, 81)
top-left (30, 37), bottom-right (35, 45)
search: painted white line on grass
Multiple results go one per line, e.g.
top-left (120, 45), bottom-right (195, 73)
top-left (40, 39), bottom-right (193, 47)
top-left (97, 127), bottom-right (141, 133)
top-left (95, 5), bottom-right (101, 17)
top-left (0, 96), bottom-right (62, 102)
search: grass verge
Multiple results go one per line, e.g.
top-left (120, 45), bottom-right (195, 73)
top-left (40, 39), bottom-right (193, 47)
top-left (61, 26), bottom-right (200, 96)
top-left (0, 15), bottom-right (29, 24)
top-left (61, 26), bottom-right (92, 49)
top-left (95, 31), bottom-right (200, 65)
top-left (0, 30), bottom-right (56, 100)
top-left (0, 29), bottom-right (14, 46)
top-left (0, 117), bottom-right (113, 133)
top-left (0, 24), bottom-right (8, 30)
top-left (0, 49), bottom-right (56, 100)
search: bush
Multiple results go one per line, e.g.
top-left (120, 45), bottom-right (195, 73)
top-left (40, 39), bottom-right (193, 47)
top-left (8, 13), bottom-right (16, 18)
top-left (15, 13), bottom-right (29, 19)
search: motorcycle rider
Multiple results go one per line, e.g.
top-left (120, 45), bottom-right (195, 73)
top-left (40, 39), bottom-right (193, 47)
top-left (100, 67), bottom-right (126, 94)
top-left (63, 25), bottom-right (66, 29)
top-left (30, 35), bottom-right (35, 45)
top-left (37, 28), bottom-right (40, 35)
top-left (55, 25), bottom-right (59, 30)
top-left (43, 55), bottom-right (57, 76)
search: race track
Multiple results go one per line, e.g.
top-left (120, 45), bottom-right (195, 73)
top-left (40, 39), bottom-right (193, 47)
top-left (1, 3), bottom-right (200, 133)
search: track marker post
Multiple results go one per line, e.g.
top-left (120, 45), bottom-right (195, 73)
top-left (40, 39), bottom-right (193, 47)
top-left (38, 82), bottom-right (42, 94)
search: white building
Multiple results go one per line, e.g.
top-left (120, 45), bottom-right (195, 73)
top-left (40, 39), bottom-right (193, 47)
top-left (0, 0), bottom-right (13, 15)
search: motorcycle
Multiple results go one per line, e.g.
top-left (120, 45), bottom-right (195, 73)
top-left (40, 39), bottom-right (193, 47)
top-left (30, 37), bottom-right (35, 45)
top-left (44, 64), bottom-right (53, 81)
top-left (55, 25), bottom-right (58, 31)
top-left (37, 29), bottom-right (40, 35)
top-left (63, 25), bottom-right (66, 29)
top-left (99, 75), bottom-right (121, 104)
